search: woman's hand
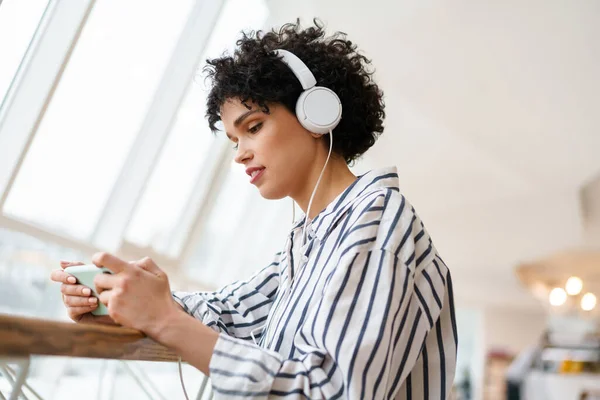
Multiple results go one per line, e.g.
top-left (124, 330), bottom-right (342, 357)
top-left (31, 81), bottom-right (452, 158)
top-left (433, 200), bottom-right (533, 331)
top-left (91, 253), bottom-right (182, 338)
top-left (50, 261), bottom-right (117, 325)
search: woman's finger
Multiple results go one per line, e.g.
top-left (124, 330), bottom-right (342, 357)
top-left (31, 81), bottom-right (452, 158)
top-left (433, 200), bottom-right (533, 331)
top-left (50, 269), bottom-right (77, 284)
top-left (60, 284), bottom-right (92, 297)
top-left (98, 290), bottom-right (111, 307)
top-left (92, 252), bottom-right (129, 274)
top-left (60, 261), bottom-right (85, 269)
top-left (94, 272), bottom-right (119, 292)
top-left (67, 305), bottom-right (97, 318)
top-left (64, 295), bottom-right (98, 307)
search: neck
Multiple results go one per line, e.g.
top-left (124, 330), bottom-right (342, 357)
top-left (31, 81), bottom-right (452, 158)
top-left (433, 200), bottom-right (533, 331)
top-left (292, 156), bottom-right (357, 220)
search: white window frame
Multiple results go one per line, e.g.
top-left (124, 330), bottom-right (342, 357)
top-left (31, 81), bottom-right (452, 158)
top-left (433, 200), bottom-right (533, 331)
top-left (0, 0), bottom-right (95, 207)
top-left (0, 0), bottom-right (226, 274)
top-left (89, 0), bottom-right (224, 254)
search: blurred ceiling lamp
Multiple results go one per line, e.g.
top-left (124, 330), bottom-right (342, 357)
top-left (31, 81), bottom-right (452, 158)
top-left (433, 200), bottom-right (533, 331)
top-left (581, 293), bottom-right (597, 311)
top-left (516, 249), bottom-right (600, 311)
top-left (549, 287), bottom-right (567, 306)
top-left (565, 276), bottom-right (583, 296)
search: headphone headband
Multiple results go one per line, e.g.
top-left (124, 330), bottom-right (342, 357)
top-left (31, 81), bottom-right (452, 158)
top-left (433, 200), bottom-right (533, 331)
top-left (273, 49), bottom-right (317, 90)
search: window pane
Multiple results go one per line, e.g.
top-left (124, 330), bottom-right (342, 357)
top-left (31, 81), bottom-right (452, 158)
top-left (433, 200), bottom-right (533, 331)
top-left (124, 85), bottom-right (216, 249)
top-left (0, 227), bottom-right (83, 319)
top-left (125, 0), bottom-right (269, 253)
top-left (0, 0), bottom-right (50, 108)
top-left (3, 0), bottom-right (194, 240)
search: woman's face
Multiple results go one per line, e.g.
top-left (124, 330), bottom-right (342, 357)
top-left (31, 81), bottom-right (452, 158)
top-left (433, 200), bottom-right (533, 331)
top-left (220, 98), bottom-right (322, 200)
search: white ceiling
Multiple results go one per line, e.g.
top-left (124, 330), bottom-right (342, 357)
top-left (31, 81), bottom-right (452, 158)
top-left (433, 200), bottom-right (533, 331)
top-left (266, 0), bottom-right (600, 309)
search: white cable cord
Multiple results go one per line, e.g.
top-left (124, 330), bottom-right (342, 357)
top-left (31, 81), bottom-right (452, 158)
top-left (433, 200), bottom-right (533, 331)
top-left (178, 357), bottom-right (190, 400)
top-left (250, 326), bottom-right (263, 346)
top-left (302, 130), bottom-right (334, 246)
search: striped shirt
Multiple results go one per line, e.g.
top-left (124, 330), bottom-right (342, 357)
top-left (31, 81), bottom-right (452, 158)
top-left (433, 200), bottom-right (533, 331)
top-left (173, 166), bottom-right (458, 399)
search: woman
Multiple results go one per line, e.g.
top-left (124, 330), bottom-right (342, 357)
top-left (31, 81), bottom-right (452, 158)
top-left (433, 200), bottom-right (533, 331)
top-left (51, 21), bottom-right (457, 399)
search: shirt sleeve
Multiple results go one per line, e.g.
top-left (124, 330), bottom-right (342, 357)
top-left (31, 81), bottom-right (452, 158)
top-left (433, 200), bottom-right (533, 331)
top-left (208, 249), bottom-right (445, 399)
top-left (171, 254), bottom-right (281, 341)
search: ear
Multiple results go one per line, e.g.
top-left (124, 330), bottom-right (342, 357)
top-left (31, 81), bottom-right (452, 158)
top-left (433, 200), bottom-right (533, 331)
top-left (309, 132), bottom-right (324, 139)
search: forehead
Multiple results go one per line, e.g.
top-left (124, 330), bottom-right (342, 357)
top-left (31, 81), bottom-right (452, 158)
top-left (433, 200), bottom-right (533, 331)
top-left (220, 98), bottom-right (256, 121)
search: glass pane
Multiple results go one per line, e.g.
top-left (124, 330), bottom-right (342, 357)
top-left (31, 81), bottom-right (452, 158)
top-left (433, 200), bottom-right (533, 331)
top-left (124, 86), bottom-right (216, 249)
top-left (3, 0), bottom-right (194, 240)
top-left (0, 0), bottom-right (50, 108)
top-left (125, 0), bottom-right (269, 253)
top-left (0, 227), bottom-right (83, 319)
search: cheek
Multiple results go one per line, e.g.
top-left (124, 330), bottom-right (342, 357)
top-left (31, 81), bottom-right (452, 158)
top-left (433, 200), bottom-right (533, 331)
top-left (255, 137), bottom-right (309, 198)
top-left (259, 128), bottom-right (299, 166)
top-left (269, 135), bottom-right (312, 176)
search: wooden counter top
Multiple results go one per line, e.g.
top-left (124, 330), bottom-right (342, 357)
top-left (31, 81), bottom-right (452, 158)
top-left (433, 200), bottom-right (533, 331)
top-left (0, 314), bottom-right (179, 362)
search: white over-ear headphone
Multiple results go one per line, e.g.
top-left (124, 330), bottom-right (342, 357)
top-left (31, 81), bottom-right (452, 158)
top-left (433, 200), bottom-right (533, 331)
top-left (273, 49), bottom-right (342, 134)
top-left (273, 49), bottom-right (342, 252)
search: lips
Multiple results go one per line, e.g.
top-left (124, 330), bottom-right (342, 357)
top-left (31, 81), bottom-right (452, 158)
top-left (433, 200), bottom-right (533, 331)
top-left (246, 167), bottom-right (265, 184)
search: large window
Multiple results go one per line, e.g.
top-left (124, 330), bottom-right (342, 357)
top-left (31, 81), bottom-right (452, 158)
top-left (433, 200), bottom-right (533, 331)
top-left (3, 0), bottom-right (195, 240)
top-left (1, 0), bottom-right (271, 273)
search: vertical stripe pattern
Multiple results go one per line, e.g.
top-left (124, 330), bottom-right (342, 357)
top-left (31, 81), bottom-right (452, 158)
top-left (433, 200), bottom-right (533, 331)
top-left (173, 167), bottom-right (457, 399)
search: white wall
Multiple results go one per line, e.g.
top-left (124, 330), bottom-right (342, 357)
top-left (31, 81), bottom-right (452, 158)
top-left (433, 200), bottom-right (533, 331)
top-left (582, 174), bottom-right (600, 246)
top-left (483, 306), bottom-right (548, 354)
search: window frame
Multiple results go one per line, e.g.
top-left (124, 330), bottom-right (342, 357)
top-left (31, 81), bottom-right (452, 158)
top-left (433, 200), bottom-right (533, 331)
top-left (0, 0), bottom-right (227, 278)
top-left (88, 0), bottom-right (224, 254)
top-left (0, 0), bottom-right (95, 207)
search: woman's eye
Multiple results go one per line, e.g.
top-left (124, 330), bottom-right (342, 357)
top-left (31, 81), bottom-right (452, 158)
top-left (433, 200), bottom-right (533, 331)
top-left (232, 143), bottom-right (239, 150)
top-left (248, 122), bottom-right (263, 134)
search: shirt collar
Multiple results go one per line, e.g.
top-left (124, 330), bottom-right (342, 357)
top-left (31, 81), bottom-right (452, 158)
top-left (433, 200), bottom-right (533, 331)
top-left (291, 166), bottom-right (400, 242)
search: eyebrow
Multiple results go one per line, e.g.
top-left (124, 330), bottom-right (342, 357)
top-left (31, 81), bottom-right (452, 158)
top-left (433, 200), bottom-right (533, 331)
top-left (234, 110), bottom-right (260, 127)
top-left (225, 109), bottom-right (261, 140)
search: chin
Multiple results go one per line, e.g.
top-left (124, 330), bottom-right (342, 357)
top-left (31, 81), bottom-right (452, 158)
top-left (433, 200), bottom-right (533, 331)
top-left (257, 185), bottom-right (287, 200)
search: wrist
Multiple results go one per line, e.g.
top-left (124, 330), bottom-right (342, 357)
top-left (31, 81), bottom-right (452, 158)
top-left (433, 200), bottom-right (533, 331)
top-left (147, 306), bottom-right (220, 375)
top-left (148, 305), bottom-right (187, 343)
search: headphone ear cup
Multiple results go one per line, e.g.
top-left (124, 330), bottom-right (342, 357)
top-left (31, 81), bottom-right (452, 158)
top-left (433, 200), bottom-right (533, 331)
top-left (296, 86), bottom-right (342, 134)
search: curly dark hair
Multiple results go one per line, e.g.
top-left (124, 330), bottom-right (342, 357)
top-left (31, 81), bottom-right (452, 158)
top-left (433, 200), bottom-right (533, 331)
top-left (204, 19), bottom-right (385, 164)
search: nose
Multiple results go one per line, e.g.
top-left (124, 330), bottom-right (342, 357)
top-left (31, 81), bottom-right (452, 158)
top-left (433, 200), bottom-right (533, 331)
top-left (234, 142), bottom-right (252, 164)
